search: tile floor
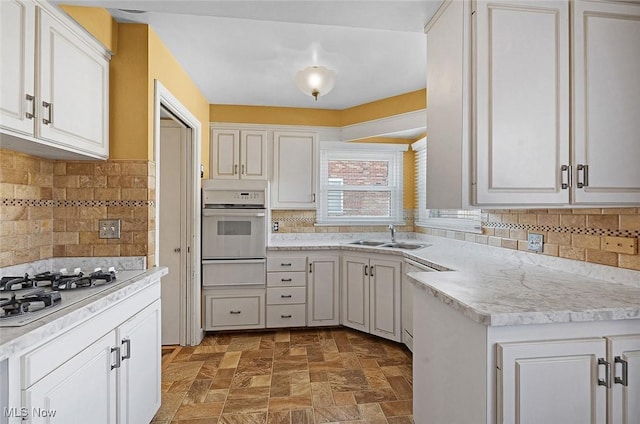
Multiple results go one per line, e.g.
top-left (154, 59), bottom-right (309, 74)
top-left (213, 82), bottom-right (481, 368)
top-left (152, 327), bottom-right (414, 423)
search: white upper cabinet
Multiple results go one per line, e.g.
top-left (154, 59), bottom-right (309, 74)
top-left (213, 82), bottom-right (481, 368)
top-left (271, 130), bottom-right (317, 209)
top-left (210, 128), bottom-right (268, 180)
top-left (426, 0), bottom-right (640, 208)
top-left (572, 0), bottom-right (640, 204)
top-left (0, 0), bottom-right (110, 160)
top-left (475, 0), bottom-right (570, 205)
top-left (0, 0), bottom-right (36, 136)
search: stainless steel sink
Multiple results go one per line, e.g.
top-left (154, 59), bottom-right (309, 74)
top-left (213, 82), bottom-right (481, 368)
top-left (348, 240), bottom-right (387, 247)
top-left (381, 242), bottom-right (426, 250)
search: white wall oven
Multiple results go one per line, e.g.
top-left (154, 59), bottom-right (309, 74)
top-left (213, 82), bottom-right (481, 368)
top-left (201, 180), bottom-right (268, 288)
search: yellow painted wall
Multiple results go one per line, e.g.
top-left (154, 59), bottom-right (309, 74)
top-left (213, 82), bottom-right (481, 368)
top-left (59, 5), bottom-right (117, 53)
top-left (210, 89), bottom-right (426, 127)
top-left (148, 28), bottom-right (211, 171)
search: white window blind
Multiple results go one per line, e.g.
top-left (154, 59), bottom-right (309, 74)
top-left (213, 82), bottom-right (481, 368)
top-left (412, 138), bottom-right (428, 223)
top-left (317, 143), bottom-right (405, 225)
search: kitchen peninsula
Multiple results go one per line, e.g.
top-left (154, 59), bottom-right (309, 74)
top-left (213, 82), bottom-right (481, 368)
top-left (268, 233), bottom-right (640, 424)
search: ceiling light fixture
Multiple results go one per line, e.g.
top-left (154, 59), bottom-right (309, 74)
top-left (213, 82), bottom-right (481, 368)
top-left (295, 66), bottom-right (336, 101)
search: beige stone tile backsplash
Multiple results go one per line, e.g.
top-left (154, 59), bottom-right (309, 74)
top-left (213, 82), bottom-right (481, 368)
top-left (0, 148), bottom-right (155, 268)
top-left (273, 208), bottom-right (640, 271)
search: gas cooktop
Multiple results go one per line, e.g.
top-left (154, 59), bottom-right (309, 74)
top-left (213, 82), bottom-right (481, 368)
top-left (0, 268), bottom-right (145, 327)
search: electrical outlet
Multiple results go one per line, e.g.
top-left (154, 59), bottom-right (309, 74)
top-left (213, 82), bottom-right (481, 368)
top-left (272, 221), bottom-right (279, 232)
top-left (527, 233), bottom-right (544, 252)
top-left (99, 219), bottom-right (121, 239)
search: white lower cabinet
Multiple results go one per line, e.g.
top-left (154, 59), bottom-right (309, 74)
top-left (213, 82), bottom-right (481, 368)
top-left (203, 289), bottom-right (265, 331)
top-left (342, 254), bottom-right (402, 342)
top-left (266, 256), bottom-right (307, 328)
top-left (307, 255), bottom-right (340, 327)
top-left (21, 287), bottom-right (161, 424)
top-left (497, 334), bottom-right (640, 424)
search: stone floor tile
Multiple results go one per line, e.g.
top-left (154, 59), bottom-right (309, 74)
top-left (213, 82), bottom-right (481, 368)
top-left (313, 405), bottom-right (361, 423)
top-left (182, 379), bottom-right (212, 404)
top-left (173, 402), bottom-right (224, 420)
top-left (266, 410), bottom-right (291, 424)
top-left (219, 412), bottom-right (267, 423)
top-left (380, 399), bottom-right (413, 417)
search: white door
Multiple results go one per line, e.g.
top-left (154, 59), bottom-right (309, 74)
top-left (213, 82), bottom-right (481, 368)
top-left (474, 0), bottom-right (570, 205)
top-left (369, 258), bottom-right (401, 342)
top-left (307, 255), bottom-right (340, 326)
top-left (159, 118), bottom-right (187, 345)
top-left (272, 131), bottom-right (317, 209)
top-left (118, 300), bottom-right (162, 424)
top-left (24, 331), bottom-right (117, 424)
top-left (497, 338), bottom-right (607, 424)
top-left (37, 7), bottom-right (108, 157)
top-left (341, 255), bottom-right (369, 333)
top-left (572, 0), bottom-right (640, 204)
top-left (0, 0), bottom-right (35, 136)
top-left (211, 128), bottom-right (239, 179)
top-left (608, 334), bottom-right (640, 424)
top-left (240, 130), bottom-right (267, 180)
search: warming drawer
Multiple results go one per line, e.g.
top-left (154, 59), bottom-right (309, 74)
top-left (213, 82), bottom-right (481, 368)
top-left (202, 259), bottom-right (266, 287)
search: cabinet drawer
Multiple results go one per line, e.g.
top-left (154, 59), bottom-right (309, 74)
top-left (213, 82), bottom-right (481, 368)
top-left (266, 304), bottom-right (306, 328)
top-left (267, 271), bottom-right (306, 287)
top-left (204, 291), bottom-right (265, 330)
top-left (267, 257), bottom-right (307, 272)
top-left (267, 287), bottom-right (306, 305)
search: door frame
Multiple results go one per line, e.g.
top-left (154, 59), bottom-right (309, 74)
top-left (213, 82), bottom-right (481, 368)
top-left (153, 80), bottom-right (203, 346)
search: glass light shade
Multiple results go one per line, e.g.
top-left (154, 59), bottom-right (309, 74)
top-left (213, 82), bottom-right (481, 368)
top-left (295, 66), bottom-right (336, 100)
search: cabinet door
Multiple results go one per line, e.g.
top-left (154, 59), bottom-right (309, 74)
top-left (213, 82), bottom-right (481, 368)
top-left (369, 258), bottom-right (401, 342)
top-left (23, 331), bottom-right (117, 424)
top-left (497, 338), bottom-right (606, 424)
top-left (572, 0), bottom-right (640, 204)
top-left (607, 334), bottom-right (640, 424)
top-left (272, 131), bottom-right (316, 209)
top-left (474, 0), bottom-right (570, 205)
top-left (37, 7), bottom-right (109, 158)
top-left (308, 255), bottom-right (340, 326)
top-left (341, 255), bottom-right (369, 333)
top-left (211, 129), bottom-right (240, 179)
top-left (401, 276), bottom-right (414, 350)
top-left (118, 300), bottom-right (162, 424)
top-left (240, 130), bottom-right (267, 180)
top-left (0, 0), bottom-right (35, 136)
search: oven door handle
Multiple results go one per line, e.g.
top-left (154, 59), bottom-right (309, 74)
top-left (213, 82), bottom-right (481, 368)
top-left (202, 209), bottom-right (265, 217)
top-left (202, 259), bottom-right (266, 265)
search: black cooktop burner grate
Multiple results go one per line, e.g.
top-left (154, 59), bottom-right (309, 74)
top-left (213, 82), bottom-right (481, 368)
top-left (0, 289), bottom-right (62, 318)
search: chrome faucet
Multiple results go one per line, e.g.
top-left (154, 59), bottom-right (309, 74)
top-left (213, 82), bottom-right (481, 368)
top-left (389, 224), bottom-right (396, 242)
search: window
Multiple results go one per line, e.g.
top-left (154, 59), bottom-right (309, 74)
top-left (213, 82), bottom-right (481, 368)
top-left (317, 143), bottom-right (406, 225)
top-left (413, 138), bottom-right (482, 233)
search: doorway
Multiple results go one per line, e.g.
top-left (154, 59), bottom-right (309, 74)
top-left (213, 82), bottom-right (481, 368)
top-left (154, 81), bottom-right (203, 347)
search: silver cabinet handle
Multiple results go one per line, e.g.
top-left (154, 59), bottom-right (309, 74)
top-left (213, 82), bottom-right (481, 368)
top-left (312, 193), bottom-right (316, 203)
top-left (561, 165), bottom-right (571, 189)
top-left (598, 358), bottom-right (611, 388)
top-left (364, 265), bottom-right (368, 276)
top-left (234, 164), bottom-right (238, 175)
top-left (42, 101), bottom-right (53, 125)
top-left (281, 278), bottom-right (292, 282)
top-left (26, 94), bottom-right (35, 119)
top-left (370, 265), bottom-right (374, 277)
top-left (110, 346), bottom-right (121, 370)
top-left (281, 314), bottom-right (292, 318)
top-left (122, 338), bottom-right (132, 361)
top-left (614, 356), bottom-right (628, 386)
top-left (280, 294), bottom-right (292, 298)
top-left (229, 310), bottom-right (241, 314)
top-left (241, 164), bottom-right (246, 175)
top-left (281, 263), bottom-right (292, 267)
top-left (577, 164), bottom-right (589, 188)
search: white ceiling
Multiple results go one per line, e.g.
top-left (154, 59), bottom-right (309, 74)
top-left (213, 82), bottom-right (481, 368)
top-left (54, 1), bottom-right (440, 110)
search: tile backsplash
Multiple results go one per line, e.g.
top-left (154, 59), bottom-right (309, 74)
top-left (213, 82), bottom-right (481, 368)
top-left (0, 149), bottom-right (155, 268)
top-left (272, 208), bottom-right (640, 271)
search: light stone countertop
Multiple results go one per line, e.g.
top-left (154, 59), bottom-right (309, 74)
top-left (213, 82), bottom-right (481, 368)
top-left (268, 234), bottom-right (640, 327)
top-left (0, 267), bottom-right (167, 359)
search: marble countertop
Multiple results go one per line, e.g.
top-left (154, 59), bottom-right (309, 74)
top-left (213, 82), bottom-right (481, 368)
top-left (268, 234), bottom-right (640, 327)
top-left (0, 267), bottom-right (167, 359)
